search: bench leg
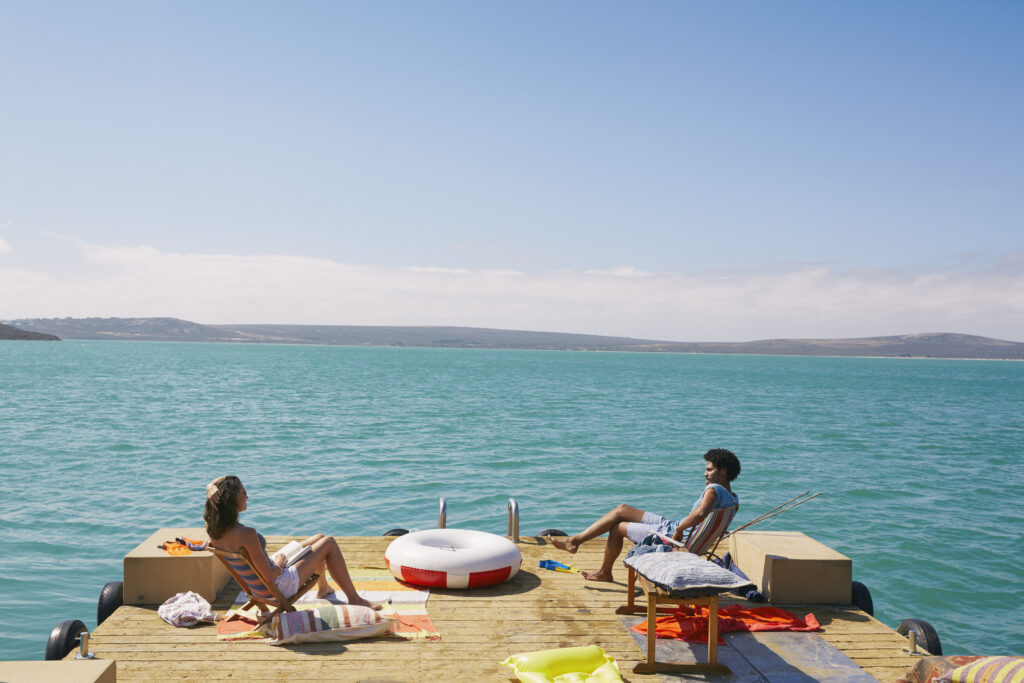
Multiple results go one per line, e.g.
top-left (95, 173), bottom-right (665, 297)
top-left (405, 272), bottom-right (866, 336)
top-left (633, 594), bottom-right (731, 675)
top-left (614, 566), bottom-right (641, 615)
top-left (707, 595), bottom-right (718, 665)
top-left (646, 591), bottom-right (657, 666)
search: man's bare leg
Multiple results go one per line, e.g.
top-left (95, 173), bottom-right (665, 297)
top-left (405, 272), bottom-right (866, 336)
top-left (580, 521), bottom-right (630, 582)
top-left (547, 504), bottom-right (646, 556)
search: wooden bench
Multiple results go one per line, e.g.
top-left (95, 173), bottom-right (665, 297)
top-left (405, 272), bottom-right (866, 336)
top-left (615, 565), bottom-right (731, 675)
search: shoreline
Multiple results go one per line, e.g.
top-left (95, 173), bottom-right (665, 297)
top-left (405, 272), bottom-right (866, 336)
top-left (12, 335), bottom-right (1024, 361)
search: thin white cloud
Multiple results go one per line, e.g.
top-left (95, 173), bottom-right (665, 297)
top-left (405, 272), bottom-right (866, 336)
top-left (2, 239), bottom-right (1023, 342)
top-left (584, 266), bottom-right (655, 278)
top-left (0, 236), bottom-right (12, 255)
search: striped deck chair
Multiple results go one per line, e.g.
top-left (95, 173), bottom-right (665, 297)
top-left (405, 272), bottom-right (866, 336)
top-left (682, 504), bottom-right (738, 559)
top-left (208, 544), bottom-right (319, 627)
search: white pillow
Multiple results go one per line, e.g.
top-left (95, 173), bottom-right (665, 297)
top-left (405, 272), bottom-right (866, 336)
top-left (268, 604), bottom-right (393, 645)
top-left (624, 552), bottom-right (752, 595)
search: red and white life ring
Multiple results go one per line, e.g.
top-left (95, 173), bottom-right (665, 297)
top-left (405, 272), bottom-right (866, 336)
top-left (385, 529), bottom-right (522, 589)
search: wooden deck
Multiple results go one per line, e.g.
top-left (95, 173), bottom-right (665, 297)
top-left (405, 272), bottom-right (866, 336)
top-left (76, 535), bottom-right (922, 681)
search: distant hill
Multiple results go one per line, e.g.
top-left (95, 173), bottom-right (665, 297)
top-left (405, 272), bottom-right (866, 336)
top-left (627, 333), bottom-right (1024, 360)
top-left (4, 317), bottom-right (653, 349)
top-left (8, 317), bottom-right (230, 343)
top-left (0, 322), bottom-right (59, 341)
top-left (7, 318), bottom-right (1024, 359)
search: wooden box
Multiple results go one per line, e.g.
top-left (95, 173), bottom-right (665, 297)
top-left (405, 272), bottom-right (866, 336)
top-left (729, 530), bottom-right (852, 604)
top-left (123, 527), bottom-right (229, 605)
top-left (3, 660), bottom-right (115, 683)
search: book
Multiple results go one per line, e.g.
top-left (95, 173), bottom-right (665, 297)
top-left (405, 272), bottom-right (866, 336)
top-left (274, 540), bottom-right (313, 567)
top-left (657, 534), bottom-right (687, 549)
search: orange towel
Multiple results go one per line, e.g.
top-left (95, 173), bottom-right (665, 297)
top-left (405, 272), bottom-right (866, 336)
top-left (159, 541), bottom-right (190, 555)
top-left (632, 604), bottom-right (821, 644)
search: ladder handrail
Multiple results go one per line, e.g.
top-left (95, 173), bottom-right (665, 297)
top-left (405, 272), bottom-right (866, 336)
top-left (433, 496), bottom-right (519, 541)
top-left (507, 498), bottom-right (519, 542)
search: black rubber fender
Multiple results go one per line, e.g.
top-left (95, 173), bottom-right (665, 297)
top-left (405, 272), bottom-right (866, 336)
top-left (896, 618), bottom-right (943, 655)
top-left (382, 528), bottom-right (408, 536)
top-left (44, 619), bottom-right (87, 660)
top-left (851, 580), bottom-right (874, 616)
top-left (538, 529), bottom-right (568, 537)
top-left (97, 580), bottom-right (123, 626)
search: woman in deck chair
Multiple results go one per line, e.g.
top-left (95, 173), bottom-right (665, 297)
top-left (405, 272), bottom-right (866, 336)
top-left (204, 475), bottom-right (380, 609)
top-left (548, 448), bottom-right (740, 582)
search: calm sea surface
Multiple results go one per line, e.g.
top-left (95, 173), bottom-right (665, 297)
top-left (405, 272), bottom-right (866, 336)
top-left (1, 340), bottom-right (1022, 661)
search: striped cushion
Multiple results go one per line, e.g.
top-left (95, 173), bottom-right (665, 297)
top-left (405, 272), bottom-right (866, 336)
top-left (268, 605), bottom-right (393, 645)
top-left (223, 555), bottom-right (277, 602)
top-left (937, 657), bottom-right (1024, 683)
top-left (684, 505), bottom-right (737, 555)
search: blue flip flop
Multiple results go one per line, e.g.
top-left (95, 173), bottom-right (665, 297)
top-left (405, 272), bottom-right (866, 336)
top-left (539, 559), bottom-right (579, 573)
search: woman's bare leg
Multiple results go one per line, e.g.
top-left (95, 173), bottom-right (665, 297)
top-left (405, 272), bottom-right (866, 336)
top-left (547, 504), bottom-right (646, 554)
top-left (298, 534), bottom-right (330, 595)
top-left (295, 536), bottom-right (381, 609)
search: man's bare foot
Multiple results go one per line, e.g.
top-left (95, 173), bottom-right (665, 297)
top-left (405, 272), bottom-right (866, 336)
top-left (546, 535), bottom-right (579, 554)
top-left (349, 596), bottom-right (383, 610)
top-left (580, 569), bottom-right (614, 582)
top-left (317, 587), bottom-right (335, 599)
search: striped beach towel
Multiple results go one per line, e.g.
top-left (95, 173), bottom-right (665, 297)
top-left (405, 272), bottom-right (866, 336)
top-left (217, 567), bottom-right (440, 641)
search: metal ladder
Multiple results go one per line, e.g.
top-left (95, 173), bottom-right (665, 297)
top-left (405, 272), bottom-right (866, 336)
top-left (436, 496), bottom-right (520, 542)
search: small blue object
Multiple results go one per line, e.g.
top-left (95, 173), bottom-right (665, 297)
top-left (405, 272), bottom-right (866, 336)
top-left (539, 559), bottom-right (571, 571)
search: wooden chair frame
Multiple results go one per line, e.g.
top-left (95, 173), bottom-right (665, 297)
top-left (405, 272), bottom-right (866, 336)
top-left (208, 544), bottom-right (320, 627)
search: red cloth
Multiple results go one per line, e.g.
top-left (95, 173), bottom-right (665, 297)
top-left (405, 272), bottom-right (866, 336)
top-left (632, 604), bottom-right (821, 644)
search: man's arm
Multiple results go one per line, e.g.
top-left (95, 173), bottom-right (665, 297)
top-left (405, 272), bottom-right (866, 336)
top-left (670, 487), bottom-right (718, 543)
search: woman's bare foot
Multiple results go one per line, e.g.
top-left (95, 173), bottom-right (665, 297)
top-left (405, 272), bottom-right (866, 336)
top-left (317, 587), bottom-right (335, 599)
top-left (580, 569), bottom-right (614, 582)
top-left (348, 596), bottom-right (382, 610)
top-left (546, 535), bottom-right (579, 554)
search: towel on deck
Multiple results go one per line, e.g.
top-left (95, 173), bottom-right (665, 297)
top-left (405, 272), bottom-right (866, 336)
top-left (296, 569), bottom-right (440, 641)
top-left (216, 568), bottom-right (439, 641)
top-left (632, 604), bottom-right (820, 644)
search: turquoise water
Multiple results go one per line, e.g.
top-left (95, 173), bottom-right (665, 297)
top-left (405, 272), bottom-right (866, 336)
top-left (1, 341), bottom-right (1022, 661)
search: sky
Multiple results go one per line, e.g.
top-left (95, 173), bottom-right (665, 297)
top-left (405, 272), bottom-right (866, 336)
top-left (1, 1), bottom-right (1022, 342)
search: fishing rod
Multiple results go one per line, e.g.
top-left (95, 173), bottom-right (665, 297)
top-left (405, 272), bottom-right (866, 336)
top-left (737, 491), bottom-right (812, 529)
top-left (703, 491), bottom-right (821, 559)
top-left (722, 491), bottom-right (822, 540)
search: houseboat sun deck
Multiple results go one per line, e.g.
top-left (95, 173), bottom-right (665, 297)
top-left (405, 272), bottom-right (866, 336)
top-left (27, 530), bottom-right (943, 682)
